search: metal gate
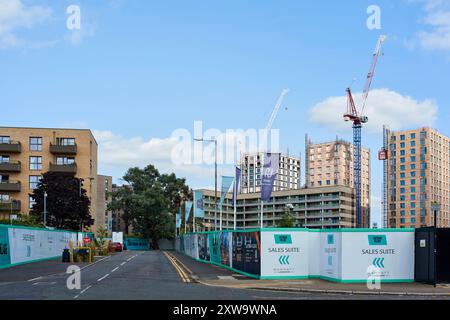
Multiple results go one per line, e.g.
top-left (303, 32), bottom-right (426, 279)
top-left (415, 228), bottom-right (450, 284)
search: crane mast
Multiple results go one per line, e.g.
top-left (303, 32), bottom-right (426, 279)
top-left (266, 89), bottom-right (289, 132)
top-left (344, 35), bottom-right (386, 228)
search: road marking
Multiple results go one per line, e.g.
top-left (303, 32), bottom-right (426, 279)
top-left (163, 251), bottom-right (190, 283)
top-left (80, 285), bottom-right (92, 294)
top-left (32, 281), bottom-right (56, 286)
top-left (120, 262), bottom-right (126, 266)
top-left (111, 267), bottom-right (119, 273)
top-left (28, 277), bottom-right (43, 282)
top-left (97, 274), bottom-right (110, 282)
top-left (74, 285), bottom-right (92, 299)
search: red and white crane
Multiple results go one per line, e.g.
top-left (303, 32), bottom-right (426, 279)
top-left (344, 34), bottom-right (386, 228)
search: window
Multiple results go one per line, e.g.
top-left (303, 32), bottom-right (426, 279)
top-left (29, 156), bottom-right (42, 170)
top-left (411, 187), bottom-right (416, 193)
top-left (400, 135), bottom-right (405, 141)
top-left (400, 142), bottom-right (405, 148)
top-left (57, 138), bottom-right (76, 146)
top-left (0, 155), bottom-right (10, 163)
top-left (411, 149), bottom-right (416, 155)
top-left (0, 136), bottom-right (10, 144)
top-left (400, 150), bottom-right (406, 156)
top-left (411, 218), bottom-right (416, 223)
top-left (400, 158), bottom-right (405, 163)
top-left (400, 180), bottom-right (406, 186)
top-left (411, 179), bottom-right (416, 185)
top-left (400, 173), bottom-right (405, 178)
top-left (0, 194), bottom-right (10, 202)
top-left (411, 156), bottom-right (416, 162)
top-left (56, 157), bottom-right (75, 165)
top-left (411, 141), bottom-right (416, 147)
top-left (29, 196), bottom-right (36, 209)
top-left (411, 164), bottom-right (416, 170)
top-left (29, 137), bottom-right (42, 151)
top-left (411, 202), bottom-right (416, 208)
top-left (411, 133), bottom-right (416, 139)
top-left (29, 175), bottom-right (41, 190)
top-left (400, 188), bottom-right (405, 194)
top-left (411, 210), bottom-right (416, 216)
top-left (400, 165), bottom-right (406, 171)
top-left (411, 195), bottom-right (416, 201)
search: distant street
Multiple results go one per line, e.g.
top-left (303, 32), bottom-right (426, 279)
top-left (0, 250), bottom-right (446, 300)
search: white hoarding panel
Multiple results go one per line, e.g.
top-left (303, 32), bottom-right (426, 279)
top-left (8, 227), bottom-right (76, 265)
top-left (261, 231), bottom-right (309, 278)
top-left (308, 231), bottom-right (321, 277)
top-left (112, 232), bottom-right (124, 244)
top-left (340, 231), bottom-right (414, 282)
top-left (320, 232), bottom-right (341, 281)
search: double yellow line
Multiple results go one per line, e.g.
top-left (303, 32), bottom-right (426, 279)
top-left (163, 251), bottom-right (191, 283)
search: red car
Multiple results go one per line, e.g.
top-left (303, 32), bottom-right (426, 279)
top-left (109, 242), bottom-right (123, 252)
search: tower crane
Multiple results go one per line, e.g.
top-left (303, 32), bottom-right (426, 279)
top-left (266, 89), bottom-right (289, 133)
top-left (344, 35), bottom-right (386, 228)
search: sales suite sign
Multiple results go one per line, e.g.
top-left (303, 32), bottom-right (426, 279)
top-left (340, 232), bottom-right (415, 281)
top-left (260, 231), bottom-right (309, 278)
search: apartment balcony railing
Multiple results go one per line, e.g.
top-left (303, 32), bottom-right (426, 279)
top-left (0, 180), bottom-right (21, 192)
top-left (49, 143), bottom-right (77, 155)
top-left (0, 141), bottom-right (21, 153)
top-left (0, 200), bottom-right (21, 212)
top-left (49, 162), bottom-right (77, 173)
top-left (0, 161), bottom-right (21, 172)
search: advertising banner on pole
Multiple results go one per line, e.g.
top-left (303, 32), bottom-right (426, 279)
top-left (232, 167), bottom-right (241, 204)
top-left (261, 153), bottom-right (279, 201)
top-left (218, 176), bottom-right (234, 209)
top-left (261, 231), bottom-right (309, 278)
top-left (185, 201), bottom-right (193, 221)
top-left (175, 213), bottom-right (181, 228)
top-left (193, 191), bottom-right (204, 218)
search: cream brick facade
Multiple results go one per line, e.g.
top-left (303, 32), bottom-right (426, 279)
top-left (387, 127), bottom-right (450, 228)
top-left (0, 127), bottom-right (98, 231)
top-left (305, 139), bottom-right (371, 227)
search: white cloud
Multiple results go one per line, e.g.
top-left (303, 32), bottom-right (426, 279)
top-left (415, 0), bottom-right (450, 51)
top-left (93, 130), bottom-right (217, 181)
top-left (309, 88), bottom-right (438, 133)
top-left (0, 0), bottom-right (52, 49)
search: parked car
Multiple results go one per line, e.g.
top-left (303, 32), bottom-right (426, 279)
top-left (109, 242), bottom-right (123, 252)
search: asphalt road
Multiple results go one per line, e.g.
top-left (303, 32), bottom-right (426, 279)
top-left (0, 251), bottom-right (445, 300)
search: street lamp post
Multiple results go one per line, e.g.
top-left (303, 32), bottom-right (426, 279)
top-left (194, 138), bottom-right (218, 231)
top-left (43, 191), bottom-right (47, 227)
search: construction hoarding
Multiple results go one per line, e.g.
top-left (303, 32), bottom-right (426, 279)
top-left (176, 228), bottom-right (415, 283)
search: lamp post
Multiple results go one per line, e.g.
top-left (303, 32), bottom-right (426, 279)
top-left (43, 191), bottom-right (47, 227)
top-left (194, 138), bottom-right (218, 231)
top-left (431, 202), bottom-right (440, 287)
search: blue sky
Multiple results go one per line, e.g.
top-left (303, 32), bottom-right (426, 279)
top-left (2, 0), bottom-right (450, 225)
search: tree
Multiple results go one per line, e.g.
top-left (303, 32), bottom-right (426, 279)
top-left (277, 206), bottom-right (295, 228)
top-left (30, 172), bottom-right (93, 230)
top-left (109, 164), bottom-right (191, 249)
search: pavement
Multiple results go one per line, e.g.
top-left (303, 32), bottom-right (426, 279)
top-left (0, 250), bottom-right (449, 299)
top-left (169, 251), bottom-right (450, 297)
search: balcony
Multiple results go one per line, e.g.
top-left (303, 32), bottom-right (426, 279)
top-left (49, 162), bottom-right (77, 173)
top-left (0, 161), bottom-right (21, 172)
top-left (49, 143), bottom-right (77, 155)
top-left (0, 200), bottom-right (21, 212)
top-left (0, 180), bottom-right (21, 192)
top-left (0, 141), bottom-right (21, 153)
